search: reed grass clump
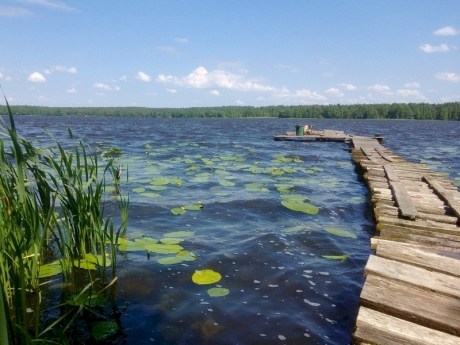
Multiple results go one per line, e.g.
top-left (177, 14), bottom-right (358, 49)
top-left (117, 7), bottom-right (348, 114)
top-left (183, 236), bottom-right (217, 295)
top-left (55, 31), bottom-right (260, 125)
top-left (0, 96), bottom-right (128, 344)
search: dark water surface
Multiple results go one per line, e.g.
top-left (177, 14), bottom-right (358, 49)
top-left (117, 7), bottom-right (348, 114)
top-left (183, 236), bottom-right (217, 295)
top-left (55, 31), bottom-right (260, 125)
top-left (8, 117), bottom-right (460, 344)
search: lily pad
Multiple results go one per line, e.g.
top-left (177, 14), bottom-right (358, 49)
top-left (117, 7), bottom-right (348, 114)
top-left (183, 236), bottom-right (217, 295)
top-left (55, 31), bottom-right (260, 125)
top-left (244, 182), bottom-right (269, 192)
top-left (159, 237), bottom-right (184, 245)
top-left (324, 227), bottom-right (357, 239)
top-left (118, 237), bottom-right (156, 252)
top-left (171, 207), bottom-right (186, 215)
top-left (145, 243), bottom-right (183, 254)
top-left (132, 187), bottom-right (146, 193)
top-left (73, 253), bottom-right (111, 270)
top-left (157, 251), bottom-right (197, 265)
top-left (281, 200), bottom-right (319, 215)
top-left (207, 287), bottom-right (230, 297)
top-left (39, 259), bottom-right (64, 278)
top-left (164, 230), bottom-right (195, 238)
top-left (157, 256), bottom-right (185, 265)
top-left (322, 254), bottom-right (349, 261)
top-left (219, 179), bottom-right (235, 187)
top-left (192, 269), bottom-right (222, 285)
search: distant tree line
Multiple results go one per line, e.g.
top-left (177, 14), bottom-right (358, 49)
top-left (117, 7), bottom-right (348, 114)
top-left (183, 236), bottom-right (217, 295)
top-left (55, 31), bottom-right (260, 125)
top-left (1, 102), bottom-right (459, 120)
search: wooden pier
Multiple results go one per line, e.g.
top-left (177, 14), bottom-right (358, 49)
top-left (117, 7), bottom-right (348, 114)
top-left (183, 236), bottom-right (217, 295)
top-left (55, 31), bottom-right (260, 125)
top-left (275, 129), bottom-right (460, 344)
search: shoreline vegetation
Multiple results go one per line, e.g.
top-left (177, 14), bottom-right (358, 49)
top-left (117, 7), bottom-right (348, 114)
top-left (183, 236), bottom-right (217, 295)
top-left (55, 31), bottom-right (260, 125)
top-left (0, 102), bottom-right (459, 120)
top-left (1, 98), bottom-right (128, 344)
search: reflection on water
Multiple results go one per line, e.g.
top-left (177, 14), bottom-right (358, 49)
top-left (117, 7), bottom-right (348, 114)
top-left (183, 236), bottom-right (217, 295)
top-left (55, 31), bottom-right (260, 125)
top-left (8, 116), bottom-right (460, 344)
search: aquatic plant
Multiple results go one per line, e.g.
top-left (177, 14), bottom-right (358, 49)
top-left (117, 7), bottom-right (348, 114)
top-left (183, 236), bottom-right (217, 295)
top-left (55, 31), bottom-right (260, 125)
top-left (0, 96), bottom-right (128, 344)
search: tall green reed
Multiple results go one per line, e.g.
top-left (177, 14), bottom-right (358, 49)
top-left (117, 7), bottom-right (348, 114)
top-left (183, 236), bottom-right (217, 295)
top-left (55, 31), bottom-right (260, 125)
top-left (0, 95), bottom-right (128, 344)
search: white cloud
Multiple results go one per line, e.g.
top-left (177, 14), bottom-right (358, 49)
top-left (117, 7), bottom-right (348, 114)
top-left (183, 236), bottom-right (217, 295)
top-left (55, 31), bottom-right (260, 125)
top-left (0, 71), bottom-right (3, 79)
top-left (370, 84), bottom-right (391, 92)
top-left (28, 72), bottom-right (46, 83)
top-left (44, 65), bottom-right (77, 74)
top-left (435, 72), bottom-right (460, 82)
top-left (158, 66), bottom-right (276, 93)
top-left (93, 83), bottom-right (112, 91)
top-left (433, 26), bottom-right (459, 36)
top-left (235, 100), bottom-right (245, 106)
top-left (67, 87), bottom-right (77, 94)
top-left (0, 6), bottom-right (32, 16)
top-left (341, 83), bottom-right (357, 91)
top-left (325, 87), bottom-right (344, 98)
top-left (396, 88), bottom-right (425, 99)
top-left (22, 0), bottom-right (76, 12)
top-left (294, 89), bottom-right (327, 102)
top-left (404, 81), bottom-right (420, 89)
top-left (210, 90), bottom-right (220, 96)
top-left (419, 43), bottom-right (450, 53)
top-left (119, 75), bottom-right (128, 82)
top-left (136, 71), bottom-right (151, 82)
top-left (166, 88), bottom-right (177, 94)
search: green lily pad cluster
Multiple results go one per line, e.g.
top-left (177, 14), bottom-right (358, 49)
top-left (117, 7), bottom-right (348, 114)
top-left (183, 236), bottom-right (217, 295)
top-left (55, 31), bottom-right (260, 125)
top-left (171, 202), bottom-right (204, 215)
top-left (117, 231), bottom-right (197, 265)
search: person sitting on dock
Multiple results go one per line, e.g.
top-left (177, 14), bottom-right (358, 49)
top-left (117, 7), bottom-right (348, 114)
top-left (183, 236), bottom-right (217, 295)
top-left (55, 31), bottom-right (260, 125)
top-left (303, 124), bottom-right (313, 135)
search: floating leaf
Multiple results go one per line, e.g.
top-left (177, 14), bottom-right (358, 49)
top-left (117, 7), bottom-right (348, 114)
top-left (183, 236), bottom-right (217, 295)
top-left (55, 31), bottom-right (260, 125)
top-left (245, 182), bottom-right (269, 192)
top-left (192, 269), bottom-right (222, 285)
top-left (207, 287), bottom-right (230, 297)
top-left (159, 237), bottom-right (183, 245)
top-left (176, 250), bottom-right (197, 261)
top-left (91, 320), bottom-right (119, 341)
top-left (219, 179), bottom-right (235, 187)
top-left (322, 254), bottom-right (349, 261)
top-left (39, 259), bottom-right (63, 278)
top-left (118, 237), bottom-right (156, 252)
top-left (74, 253), bottom-right (111, 270)
top-left (157, 251), bottom-right (197, 265)
top-left (145, 243), bottom-right (183, 254)
top-left (276, 184), bottom-right (294, 193)
top-left (281, 200), bottom-right (319, 215)
top-left (164, 231), bottom-right (195, 238)
top-left (171, 207), bottom-right (186, 215)
top-left (324, 227), bottom-right (357, 239)
top-left (157, 256), bottom-right (184, 265)
top-left (132, 187), bottom-right (146, 193)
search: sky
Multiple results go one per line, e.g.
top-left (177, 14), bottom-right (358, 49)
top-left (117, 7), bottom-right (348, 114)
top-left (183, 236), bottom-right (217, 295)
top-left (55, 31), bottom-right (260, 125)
top-left (0, 0), bottom-right (459, 108)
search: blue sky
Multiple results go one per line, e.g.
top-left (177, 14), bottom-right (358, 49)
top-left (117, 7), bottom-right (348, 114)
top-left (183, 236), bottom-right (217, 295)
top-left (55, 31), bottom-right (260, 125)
top-left (0, 0), bottom-right (459, 107)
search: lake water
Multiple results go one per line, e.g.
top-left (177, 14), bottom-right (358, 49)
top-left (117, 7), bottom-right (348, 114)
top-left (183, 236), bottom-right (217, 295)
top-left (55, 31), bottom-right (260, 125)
top-left (8, 116), bottom-right (460, 344)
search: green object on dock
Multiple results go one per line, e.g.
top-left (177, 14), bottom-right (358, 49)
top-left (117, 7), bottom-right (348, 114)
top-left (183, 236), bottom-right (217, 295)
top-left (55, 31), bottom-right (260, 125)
top-left (295, 125), bottom-right (303, 136)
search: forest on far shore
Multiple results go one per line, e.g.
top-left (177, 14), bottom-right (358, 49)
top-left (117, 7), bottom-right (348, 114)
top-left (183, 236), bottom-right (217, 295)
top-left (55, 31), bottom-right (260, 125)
top-left (1, 102), bottom-right (459, 120)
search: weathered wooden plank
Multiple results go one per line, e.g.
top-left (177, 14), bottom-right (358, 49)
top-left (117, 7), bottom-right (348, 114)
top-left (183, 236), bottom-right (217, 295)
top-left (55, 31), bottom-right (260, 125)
top-left (424, 175), bottom-right (460, 219)
top-left (376, 205), bottom-right (458, 224)
top-left (378, 215), bottom-right (460, 234)
top-left (390, 181), bottom-right (418, 220)
top-left (377, 223), bottom-right (460, 244)
top-left (354, 307), bottom-right (460, 345)
top-left (365, 255), bottom-right (460, 299)
top-left (378, 228), bottom-right (460, 249)
top-left (371, 237), bottom-right (460, 253)
top-left (361, 274), bottom-right (460, 335)
top-left (374, 240), bottom-right (460, 277)
top-left (384, 164), bottom-right (399, 182)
